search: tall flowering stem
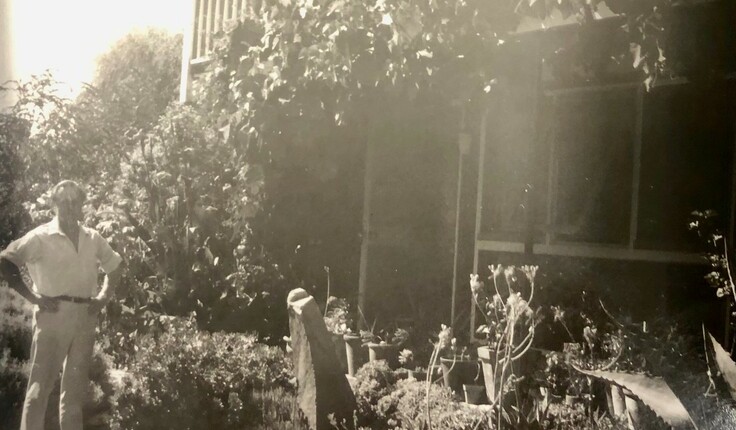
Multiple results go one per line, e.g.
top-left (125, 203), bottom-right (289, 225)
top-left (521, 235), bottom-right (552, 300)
top-left (470, 265), bottom-right (538, 428)
top-left (425, 324), bottom-right (452, 430)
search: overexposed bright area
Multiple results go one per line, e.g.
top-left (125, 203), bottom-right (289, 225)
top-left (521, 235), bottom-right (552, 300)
top-left (13, 0), bottom-right (189, 97)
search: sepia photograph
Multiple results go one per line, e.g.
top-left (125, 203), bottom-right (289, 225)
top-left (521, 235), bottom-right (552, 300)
top-left (1, 0), bottom-right (735, 428)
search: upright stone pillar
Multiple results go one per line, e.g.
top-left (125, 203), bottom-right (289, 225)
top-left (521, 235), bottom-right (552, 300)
top-left (288, 288), bottom-right (356, 429)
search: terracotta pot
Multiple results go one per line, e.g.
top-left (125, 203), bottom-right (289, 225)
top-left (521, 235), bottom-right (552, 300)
top-left (330, 332), bottom-right (348, 374)
top-left (440, 357), bottom-right (481, 398)
top-left (343, 333), bottom-right (366, 376)
top-left (366, 342), bottom-right (399, 368)
top-left (477, 346), bottom-right (507, 402)
top-left (463, 384), bottom-right (487, 405)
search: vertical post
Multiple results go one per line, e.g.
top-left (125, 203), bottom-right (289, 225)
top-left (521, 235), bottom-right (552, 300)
top-left (358, 133), bottom-right (375, 324)
top-left (524, 39), bottom-right (544, 257)
top-left (214, 0), bottom-right (223, 33)
top-left (222, 0), bottom-right (229, 20)
top-left (629, 85), bottom-right (644, 249)
top-left (726, 102), bottom-right (736, 351)
top-left (470, 109), bottom-right (488, 340)
top-left (205, 0), bottom-right (215, 55)
top-left (179, 0), bottom-right (199, 104)
top-left (450, 130), bottom-right (471, 329)
top-left (0, 0), bottom-right (16, 110)
top-left (196, 0), bottom-right (207, 59)
top-left (545, 98), bottom-right (556, 246)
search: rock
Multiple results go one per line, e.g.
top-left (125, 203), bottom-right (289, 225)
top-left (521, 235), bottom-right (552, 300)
top-left (288, 288), bottom-right (357, 429)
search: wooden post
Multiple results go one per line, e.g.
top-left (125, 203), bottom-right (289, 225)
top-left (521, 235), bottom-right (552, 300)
top-left (525, 38), bottom-right (544, 257)
top-left (358, 133), bottom-right (375, 324)
top-left (629, 85), bottom-right (644, 249)
top-left (0, 0), bottom-right (16, 109)
top-left (214, 0), bottom-right (222, 33)
top-left (231, 0), bottom-right (238, 20)
top-left (451, 131), bottom-right (471, 328)
top-left (205, 0), bottom-right (214, 55)
top-left (727, 98), bottom-right (736, 351)
top-left (179, 0), bottom-right (198, 103)
top-left (470, 109), bottom-right (488, 340)
top-left (196, 0), bottom-right (207, 59)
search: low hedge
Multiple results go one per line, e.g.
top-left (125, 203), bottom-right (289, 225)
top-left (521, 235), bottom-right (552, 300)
top-left (111, 317), bottom-right (304, 430)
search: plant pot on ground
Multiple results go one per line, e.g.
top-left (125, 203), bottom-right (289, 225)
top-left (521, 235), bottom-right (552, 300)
top-left (361, 327), bottom-right (409, 370)
top-left (398, 349), bottom-right (425, 381)
top-left (440, 355), bottom-right (482, 399)
top-left (366, 342), bottom-right (399, 368)
top-left (477, 345), bottom-right (503, 403)
top-left (463, 383), bottom-right (487, 405)
top-left (343, 333), bottom-right (366, 376)
top-left (323, 296), bottom-right (353, 374)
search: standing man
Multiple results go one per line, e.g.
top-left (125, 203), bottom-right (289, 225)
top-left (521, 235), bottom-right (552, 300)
top-left (0, 180), bottom-right (122, 430)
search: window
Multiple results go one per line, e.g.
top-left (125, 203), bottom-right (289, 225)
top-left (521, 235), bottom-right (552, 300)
top-left (547, 89), bottom-right (636, 245)
top-left (476, 81), bottom-right (733, 260)
top-left (636, 84), bottom-right (732, 251)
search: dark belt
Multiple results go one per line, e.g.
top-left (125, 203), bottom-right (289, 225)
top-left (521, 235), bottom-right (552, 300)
top-left (48, 295), bottom-right (93, 304)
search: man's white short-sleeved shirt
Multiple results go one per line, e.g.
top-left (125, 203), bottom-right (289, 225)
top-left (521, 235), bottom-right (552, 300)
top-left (0, 218), bottom-right (122, 298)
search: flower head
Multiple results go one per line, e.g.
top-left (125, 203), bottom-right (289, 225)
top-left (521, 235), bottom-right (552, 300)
top-left (398, 349), bottom-right (414, 366)
top-left (469, 273), bottom-right (484, 294)
top-left (504, 266), bottom-right (518, 291)
top-left (437, 324), bottom-right (453, 350)
top-left (552, 306), bottom-right (565, 323)
top-left (521, 265), bottom-right (538, 284)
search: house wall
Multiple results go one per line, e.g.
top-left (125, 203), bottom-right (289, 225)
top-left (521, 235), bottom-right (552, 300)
top-left (465, 1), bottom-right (736, 340)
top-left (358, 95), bottom-right (460, 326)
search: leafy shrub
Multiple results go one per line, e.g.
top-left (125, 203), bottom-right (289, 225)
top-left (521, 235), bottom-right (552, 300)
top-left (82, 102), bottom-right (293, 364)
top-left (0, 354), bottom-right (27, 430)
top-left (352, 360), bottom-right (400, 428)
top-left (0, 114), bottom-right (30, 249)
top-left (375, 378), bottom-right (489, 430)
top-left (111, 317), bottom-right (297, 430)
top-left (248, 385), bottom-right (310, 430)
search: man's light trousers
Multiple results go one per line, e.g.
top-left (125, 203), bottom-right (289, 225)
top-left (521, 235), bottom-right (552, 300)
top-left (20, 301), bottom-right (96, 430)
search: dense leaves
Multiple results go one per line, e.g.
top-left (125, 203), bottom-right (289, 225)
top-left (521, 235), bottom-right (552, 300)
top-left (111, 318), bottom-right (298, 430)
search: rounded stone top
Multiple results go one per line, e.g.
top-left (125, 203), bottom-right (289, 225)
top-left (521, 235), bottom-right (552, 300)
top-left (287, 288), bottom-right (310, 305)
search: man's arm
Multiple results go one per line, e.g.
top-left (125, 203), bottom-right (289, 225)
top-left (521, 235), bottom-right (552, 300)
top-left (89, 264), bottom-right (122, 314)
top-left (0, 257), bottom-right (58, 311)
top-left (96, 265), bottom-right (122, 303)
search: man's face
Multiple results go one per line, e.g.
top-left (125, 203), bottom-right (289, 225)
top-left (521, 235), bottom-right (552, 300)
top-left (55, 198), bottom-right (84, 224)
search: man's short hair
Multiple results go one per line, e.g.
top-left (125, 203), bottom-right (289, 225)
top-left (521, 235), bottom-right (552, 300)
top-left (49, 180), bottom-right (87, 206)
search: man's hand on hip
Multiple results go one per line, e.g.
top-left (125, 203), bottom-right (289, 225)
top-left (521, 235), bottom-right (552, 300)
top-left (88, 297), bottom-right (106, 315)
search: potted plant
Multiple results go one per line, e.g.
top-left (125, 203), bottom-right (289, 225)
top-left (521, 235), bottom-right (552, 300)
top-left (362, 327), bottom-right (409, 369)
top-left (471, 265), bottom-right (539, 403)
top-left (343, 329), bottom-right (365, 376)
top-left (463, 383), bottom-right (487, 405)
top-left (398, 349), bottom-right (420, 379)
top-left (542, 351), bottom-right (568, 403)
top-left (323, 296), bottom-right (352, 374)
top-left (431, 326), bottom-right (481, 399)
